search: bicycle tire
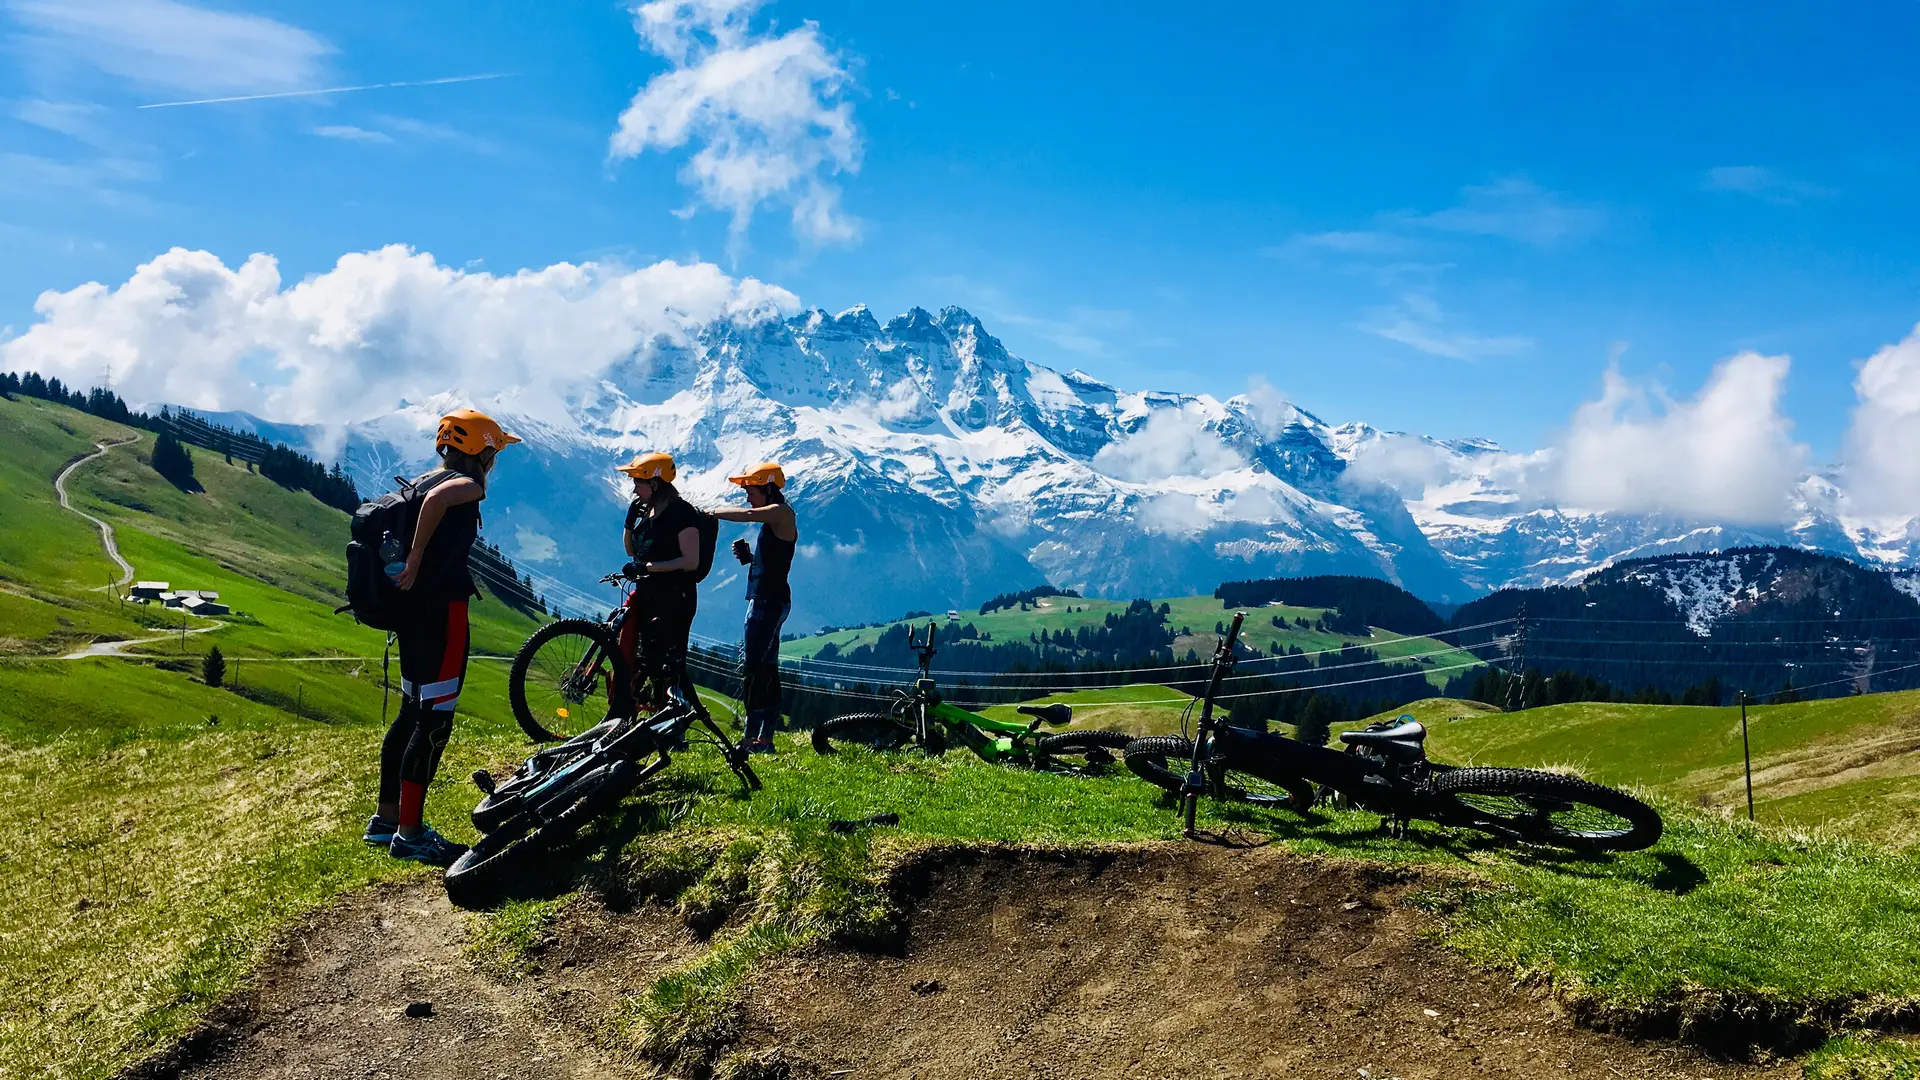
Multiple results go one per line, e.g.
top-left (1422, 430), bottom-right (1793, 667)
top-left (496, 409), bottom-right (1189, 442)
top-left (1123, 735), bottom-right (1315, 810)
top-left (811, 712), bottom-right (914, 754)
top-left (445, 760), bottom-right (635, 906)
top-left (509, 619), bottom-right (632, 743)
top-left (1430, 767), bottom-right (1663, 852)
top-left (1034, 729), bottom-right (1132, 772)
top-left (445, 814), bottom-right (537, 907)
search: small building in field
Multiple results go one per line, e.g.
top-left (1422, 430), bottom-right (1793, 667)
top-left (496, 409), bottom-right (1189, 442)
top-left (130, 581), bottom-right (170, 600)
top-left (159, 592), bottom-right (186, 608)
top-left (182, 596), bottom-right (230, 617)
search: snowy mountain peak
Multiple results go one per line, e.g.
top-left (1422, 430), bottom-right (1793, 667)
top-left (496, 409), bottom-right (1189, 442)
top-left (312, 304), bottom-right (1920, 635)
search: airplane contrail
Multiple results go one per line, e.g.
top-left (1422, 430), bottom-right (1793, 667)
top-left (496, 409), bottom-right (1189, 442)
top-left (137, 73), bottom-right (515, 110)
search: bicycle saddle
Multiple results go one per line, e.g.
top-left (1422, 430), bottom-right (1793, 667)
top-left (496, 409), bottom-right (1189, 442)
top-left (1339, 717), bottom-right (1427, 763)
top-left (1015, 703), bottom-right (1073, 726)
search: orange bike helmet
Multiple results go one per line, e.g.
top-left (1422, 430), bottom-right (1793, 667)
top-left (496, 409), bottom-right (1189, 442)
top-left (436, 409), bottom-right (521, 455)
top-left (617, 451), bottom-right (677, 482)
top-left (727, 461), bottom-right (786, 488)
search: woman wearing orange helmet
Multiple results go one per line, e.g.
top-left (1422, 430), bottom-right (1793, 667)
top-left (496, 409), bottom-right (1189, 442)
top-left (713, 462), bottom-right (797, 754)
top-left (616, 451), bottom-right (703, 709)
top-left (366, 408), bottom-right (519, 868)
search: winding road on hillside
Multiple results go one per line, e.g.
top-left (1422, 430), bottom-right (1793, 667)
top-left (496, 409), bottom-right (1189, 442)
top-left (52, 436), bottom-right (222, 660)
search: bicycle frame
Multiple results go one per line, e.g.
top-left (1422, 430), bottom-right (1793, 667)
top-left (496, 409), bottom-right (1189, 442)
top-left (892, 623), bottom-right (1056, 764)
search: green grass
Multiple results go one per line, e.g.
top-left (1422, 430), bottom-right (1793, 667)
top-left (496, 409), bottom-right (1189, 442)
top-left (973, 682), bottom-right (1199, 737)
top-left (1806, 1037), bottom-right (1920, 1079)
top-left (1365, 693), bottom-right (1920, 846)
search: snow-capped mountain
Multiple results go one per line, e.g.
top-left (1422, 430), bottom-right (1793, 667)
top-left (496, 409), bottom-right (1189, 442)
top-left (253, 304), bottom-right (1915, 637)
top-left (1329, 425), bottom-right (1920, 594)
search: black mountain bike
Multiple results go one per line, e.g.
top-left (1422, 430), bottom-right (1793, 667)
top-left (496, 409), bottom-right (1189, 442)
top-left (445, 686), bottom-right (760, 905)
top-left (1124, 612), bottom-right (1663, 853)
top-left (507, 566), bottom-right (650, 742)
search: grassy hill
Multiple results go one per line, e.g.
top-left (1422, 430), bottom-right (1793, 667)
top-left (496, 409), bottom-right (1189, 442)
top-left (0, 393), bottom-right (555, 1078)
top-left (8, 391), bottom-right (1920, 1078)
top-left (784, 591), bottom-right (1485, 691)
top-left (1363, 692), bottom-right (1920, 847)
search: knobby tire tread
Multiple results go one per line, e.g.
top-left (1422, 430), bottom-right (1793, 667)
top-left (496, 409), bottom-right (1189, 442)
top-left (1431, 766), bottom-right (1664, 852)
top-left (811, 712), bottom-right (910, 754)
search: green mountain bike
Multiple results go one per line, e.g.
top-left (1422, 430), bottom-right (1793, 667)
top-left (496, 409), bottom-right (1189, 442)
top-left (810, 622), bottom-right (1133, 771)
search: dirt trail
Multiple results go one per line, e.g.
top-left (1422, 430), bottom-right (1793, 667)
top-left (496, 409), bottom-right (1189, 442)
top-left (135, 848), bottom-right (1803, 1080)
top-left (737, 846), bottom-right (1797, 1080)
top-left (50, 435), bottom-right (224, 659)
top-left (127, 882), bottom-right (665, 1080)
top-left (54, 437), bottom-right (140, 589)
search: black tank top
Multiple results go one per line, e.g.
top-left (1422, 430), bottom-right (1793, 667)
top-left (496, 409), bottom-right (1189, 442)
top-left (418, 471), bottom-right (481, 601)
top-left (747, 522), bottom-right (795, 603)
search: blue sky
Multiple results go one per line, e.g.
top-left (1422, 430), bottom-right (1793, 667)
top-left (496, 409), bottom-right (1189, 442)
top-left (4, 0), bottom-right (1919, 463)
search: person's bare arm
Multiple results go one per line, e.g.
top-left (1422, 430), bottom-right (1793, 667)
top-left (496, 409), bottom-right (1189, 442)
top-left (646, 526), bottom-right (701, 574)
top-left (397, 476), bottom-right (484, 590)
top-left (712, 504), bottom-right (796, 540)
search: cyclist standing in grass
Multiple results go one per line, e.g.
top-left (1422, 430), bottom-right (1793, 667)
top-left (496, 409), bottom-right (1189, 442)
top-left (617, 451), bottom-right (703, 710)
top-left (713, 462), bottom-right (797, 754)
top-left (366, 409), bottom-right (518, 867)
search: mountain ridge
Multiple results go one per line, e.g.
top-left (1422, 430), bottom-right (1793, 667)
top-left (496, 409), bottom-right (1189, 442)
top-left (155, 304), bottom-right (1920, 636)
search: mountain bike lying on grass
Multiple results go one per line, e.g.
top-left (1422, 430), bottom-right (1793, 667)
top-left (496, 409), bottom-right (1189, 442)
top-left (506, 566), bottom-right (648, 743)
top-left (1124, 612), bottom-right (1663, 853)
top-left (811, 622), bottom-right (1133, 772)
top-left (445, 686), bottom-right (761, 904)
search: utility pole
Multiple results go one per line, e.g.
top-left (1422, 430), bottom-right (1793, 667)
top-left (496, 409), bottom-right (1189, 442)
top-left (1740, 690), bottom-right (1755, 822)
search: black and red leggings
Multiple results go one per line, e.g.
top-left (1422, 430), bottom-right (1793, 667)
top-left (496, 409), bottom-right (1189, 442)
top-left (378, 600), bottom-right (469, 828)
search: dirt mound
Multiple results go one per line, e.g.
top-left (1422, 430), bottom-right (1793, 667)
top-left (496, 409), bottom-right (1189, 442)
top-left (130, 847), bottom-right (1803, 1080)
top-left (122, 881), bottom-right (673, 1080)
top-left (733, 845), bottom-right (1796, 1079)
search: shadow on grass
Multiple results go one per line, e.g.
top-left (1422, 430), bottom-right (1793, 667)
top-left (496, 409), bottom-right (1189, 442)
top-left (449, 759), bottom-right (761, 912)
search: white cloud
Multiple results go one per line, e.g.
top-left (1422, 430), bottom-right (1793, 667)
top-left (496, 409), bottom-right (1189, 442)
top-left (12, 98), bottom-right (115, 146)
top-left (8, 0), bottom-right (330, 97)
top-left (610, 0), bottom-right (861, 253)
top-left (1343, 434), bottom-right (1456, 499)
top-left (1401, 177), bottom-right (1602, 246)
top-left (1702, 165), bottom-right (1832, 205)
top-left (1842, 323), bottom-right (1920, 519)
top-left (1534, 352), bottom-right (1808, 524)
top-left (312, 124), bottom-right (392, 144)
top-left (1235, 376), bottom-right (1300, 440)
top-left (1266, 230), bottom-right (1415, 258)
top-left (1360, 290), bottom-right (1531, 360)
top-left (1094, 409), bottom-right (1245, 482)
top-left (0, 245), bottom-right (799, 425)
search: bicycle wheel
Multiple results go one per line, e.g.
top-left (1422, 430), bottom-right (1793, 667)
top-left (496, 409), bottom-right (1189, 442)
top-left (811, 712), bottom-right (914, 754)
top-left (1034, 729), bottom-right (1132, 773)
top-left (509, 619), bottom-right (632, 743)
top-left (1430, 767), bottom-right (1663, 853)
top-left (445, 760), bottom-right (635, 907)
top-left (1123, 736), bottom-right (1315, 811)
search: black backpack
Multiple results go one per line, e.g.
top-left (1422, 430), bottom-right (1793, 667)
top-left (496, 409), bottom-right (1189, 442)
top-left (341, 472), bottom-right (457, 629)
top-left (689, 505), bottom-right (720, 583)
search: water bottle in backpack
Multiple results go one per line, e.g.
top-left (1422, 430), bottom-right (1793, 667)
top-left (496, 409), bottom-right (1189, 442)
top-left (380, 530), bottom-right (406, 581)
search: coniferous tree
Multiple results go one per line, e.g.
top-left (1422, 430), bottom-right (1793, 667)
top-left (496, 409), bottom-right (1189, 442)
top-left (150, 429), bottom-right (199, 491)
top-left (202, 645), bottom-right (226, 688)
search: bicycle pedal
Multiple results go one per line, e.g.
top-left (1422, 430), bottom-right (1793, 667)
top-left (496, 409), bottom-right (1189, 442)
top-left (471, 770), bottom-right (496, 795)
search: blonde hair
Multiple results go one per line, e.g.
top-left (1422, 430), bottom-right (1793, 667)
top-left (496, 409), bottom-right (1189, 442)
top-left (420, 445), bottom-right (495, 491)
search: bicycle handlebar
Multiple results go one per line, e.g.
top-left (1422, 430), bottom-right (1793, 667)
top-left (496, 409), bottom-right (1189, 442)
top-left (1196, 611), bottom-right (1244, 732)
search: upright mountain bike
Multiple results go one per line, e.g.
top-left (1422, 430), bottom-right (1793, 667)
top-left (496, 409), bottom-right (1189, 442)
top-left (1125, 612), bottom-right (1663, 853)
top-left (506, 566), bottom-right (649, 743)
top-left (811, 622), bottom-right (1134, 771)
top-left (445, 685), bottom-right (760, 905)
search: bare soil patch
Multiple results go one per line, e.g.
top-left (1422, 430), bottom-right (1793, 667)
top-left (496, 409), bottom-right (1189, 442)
top-left (732, 845), bottom-right (1799, 1079)
top-left (121, 881), bottom-right (675, 1080)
